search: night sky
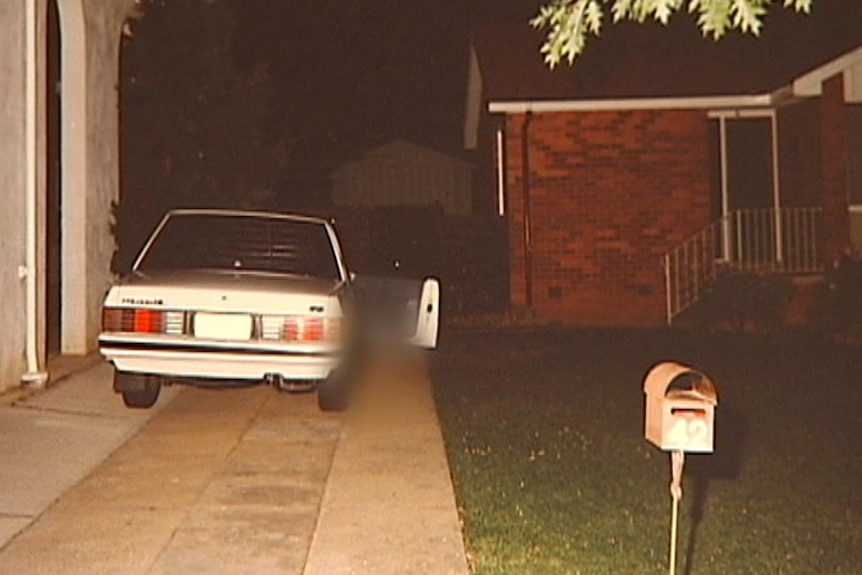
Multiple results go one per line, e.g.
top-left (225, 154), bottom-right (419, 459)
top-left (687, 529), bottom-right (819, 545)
top-left (231, 0), bottom-right (540, 158)
top-left (117, 0), bottom-right (540, 260)
top-left (121, 0), bottom-right (853, 218)
top-left (227, 0), bottom-right (844, 163)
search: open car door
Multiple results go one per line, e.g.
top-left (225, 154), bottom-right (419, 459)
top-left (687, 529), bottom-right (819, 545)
top-left (352, 275), bottom-right (441, 349)
top-left (409, 278), bottom-right (440, 348)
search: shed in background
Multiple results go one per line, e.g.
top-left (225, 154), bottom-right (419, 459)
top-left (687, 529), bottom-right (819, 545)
top-left (332, 139), bottom-right (474, 216)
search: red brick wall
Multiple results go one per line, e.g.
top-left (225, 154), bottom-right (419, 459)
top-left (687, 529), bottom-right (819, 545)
top-left (778, 99), bottom-right (822, 208)
top-left (820, 74), bottom-right (851, 265)
top-left (505, 109), bottom-right (712, 326)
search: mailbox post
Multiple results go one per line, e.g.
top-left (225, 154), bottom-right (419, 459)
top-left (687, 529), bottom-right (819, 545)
top-left (643, 362), bottom-right (718, 575)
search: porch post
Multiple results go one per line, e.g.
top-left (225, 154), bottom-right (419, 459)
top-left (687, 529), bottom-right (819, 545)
top-left (770, 110), bottom-right (783, 265)
top-left (719, 116), bottom-right (731, 261)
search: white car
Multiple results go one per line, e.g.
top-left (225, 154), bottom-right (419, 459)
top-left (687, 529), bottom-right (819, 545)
top-left (98, 209), bottom-right (440, 411)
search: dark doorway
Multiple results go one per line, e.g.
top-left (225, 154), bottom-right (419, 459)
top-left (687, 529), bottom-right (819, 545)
top-left (727, 117), bottom-right (777, 264)
top-left (47, 0), bottom-right (62, 356)
top-left (726, 118), bottom-right (774, 211)
top-left (709, 116), bottom-right (778, 264)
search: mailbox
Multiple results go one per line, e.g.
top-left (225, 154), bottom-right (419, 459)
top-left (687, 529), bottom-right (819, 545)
top-left (643, 362), bottom-right (718, 453)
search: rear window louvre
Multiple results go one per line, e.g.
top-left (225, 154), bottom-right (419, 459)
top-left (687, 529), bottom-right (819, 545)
top-left (136, 214), bottom-right (340, 279)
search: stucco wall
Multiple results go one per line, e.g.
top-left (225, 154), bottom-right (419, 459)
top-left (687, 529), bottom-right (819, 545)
top-left (59, 0), bottom-right (134, 355)
top-left (0, 3), bottom-right (29, 391)
top-left (76, 0), bottom-right (135, 353)
top-left (0, 0), bottom-right (133, 391)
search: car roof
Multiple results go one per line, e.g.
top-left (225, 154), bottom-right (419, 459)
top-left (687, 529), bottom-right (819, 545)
top-left (165, 208), bottom-right (330, 226)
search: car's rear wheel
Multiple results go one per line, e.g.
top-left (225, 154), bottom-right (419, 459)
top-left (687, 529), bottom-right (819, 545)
top-left (114, 371), bottom-right (161, 409)
top-left (317, 371), bottom-right (350, 412)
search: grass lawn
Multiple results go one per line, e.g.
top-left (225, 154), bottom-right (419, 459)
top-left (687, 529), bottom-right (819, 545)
top-left (431, 328), bottom-right (862, 575)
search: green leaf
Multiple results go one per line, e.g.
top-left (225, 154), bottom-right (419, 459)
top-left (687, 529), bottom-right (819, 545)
top-left (532, 0), bottom-right (815, 66)
top-left (610, 0), bottom-right (635, 22)
top-left (784, 0), bottom-right (812, 12)
top-left (584, 0), bottom-right (604, 32)
top-left (532, 0), bottom-right (606, 67)
top-left (698, 0), bottom-right (733, 39)
top-left (653, 0), bottom-right (684, 24)
top-left (732, 0), bottom-right (768, 35)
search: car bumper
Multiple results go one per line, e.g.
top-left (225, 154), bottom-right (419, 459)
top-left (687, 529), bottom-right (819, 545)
top-left (99, 335), bottom-right (341, 382)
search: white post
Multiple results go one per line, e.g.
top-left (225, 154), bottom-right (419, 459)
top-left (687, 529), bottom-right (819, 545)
top-left (22, 0), bottom-right (49, 386)
top-left (496, 127), bottom-right (506, 216)
top-left (719, 117), bottom-right (731, 262)
top-left (668, 450), bottom-right (685, 575)
top-left (771, 111), bottom-right (784, 265)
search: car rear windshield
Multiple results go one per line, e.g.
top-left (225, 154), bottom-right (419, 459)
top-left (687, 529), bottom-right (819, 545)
top-left (135, 213), bottom-right (342, 280)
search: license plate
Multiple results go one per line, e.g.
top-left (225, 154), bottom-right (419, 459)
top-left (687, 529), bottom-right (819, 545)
top-left (193, 313), bottom-right (252, 340)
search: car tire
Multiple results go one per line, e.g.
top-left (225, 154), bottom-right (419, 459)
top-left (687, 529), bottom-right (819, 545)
top-left (317, 372), bottom-right (350, 412)
top-left (114, 371), bottom-right (161, 409)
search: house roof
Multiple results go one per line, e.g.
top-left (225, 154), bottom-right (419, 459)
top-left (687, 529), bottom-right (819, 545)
top-left (471, 2), bottom-right (862, 103)
top-left (335, 139), bottom-right (473, 176)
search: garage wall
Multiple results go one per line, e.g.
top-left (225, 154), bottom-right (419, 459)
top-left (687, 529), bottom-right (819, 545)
top-left (0, 3), bottom-right (29, 391)
top-left (0, 0), bottom-right (134, 391)
top-left (61, 0), bottom-right (135, 354)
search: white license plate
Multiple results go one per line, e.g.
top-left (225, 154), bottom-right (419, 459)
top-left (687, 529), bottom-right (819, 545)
top-left (193, 313), bottom-right (252, 340)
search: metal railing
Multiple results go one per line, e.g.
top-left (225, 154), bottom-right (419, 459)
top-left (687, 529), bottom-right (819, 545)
top-left (664, 207), bottom-right (822, 325)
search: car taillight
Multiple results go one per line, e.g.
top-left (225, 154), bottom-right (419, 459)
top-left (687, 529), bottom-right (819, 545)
top-left (134, 309), bottom-right (163, 333)
top-left (261, 316), bottom-right (341, 342)
top-left (102, 307), bottom-right (185, 335)
top-left (102, 308), bottom-right (127, 332)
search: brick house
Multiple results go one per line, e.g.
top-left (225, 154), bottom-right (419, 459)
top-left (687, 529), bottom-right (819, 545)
top-left (464, 11), bottom-right (862, 327)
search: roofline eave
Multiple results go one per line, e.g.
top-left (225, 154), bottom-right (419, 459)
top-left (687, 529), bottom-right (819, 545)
top-left (487, 93), bottom-right (782, 114)
top-left (792, 45), bottom-right (862, 97)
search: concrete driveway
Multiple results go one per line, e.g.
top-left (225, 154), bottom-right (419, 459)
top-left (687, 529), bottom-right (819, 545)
top-left (0, 354), bottom-right (468, 575)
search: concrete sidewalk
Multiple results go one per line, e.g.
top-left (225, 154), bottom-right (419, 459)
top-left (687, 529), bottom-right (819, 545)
top-left (305, 352), bottom-right (469, 575)
top-left (0, 360), bottom-right (180, 549)
top-left (0, 355), bottom-right (469, 574)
